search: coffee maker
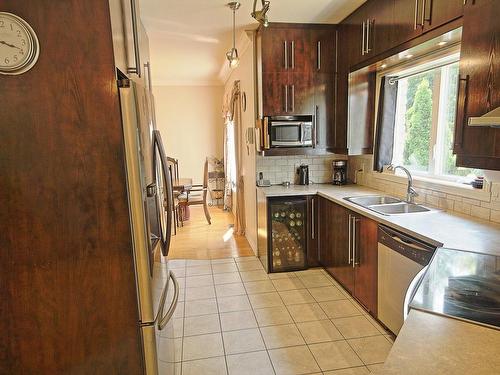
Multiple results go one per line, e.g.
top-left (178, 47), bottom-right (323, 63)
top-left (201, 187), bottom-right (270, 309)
top-left (297, 165), bottom-right (310, 185)
top-left (332, 160), bottom-right (347, 185)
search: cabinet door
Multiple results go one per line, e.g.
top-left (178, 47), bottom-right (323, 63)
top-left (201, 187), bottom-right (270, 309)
top-left (314, 73), bottom-right (335, 150)
top-left (392, 0), bottom-right (422, 47)
top-left (288, 72), bottom-right (314, 115)
top-left (262, 72), bottom-right (289, 116)
top-left (347, 68), bottom-right (376, 155)
top-left (342, 7), bottom-right (368, 69)
top-left (288, 28), bottom-right (313, 73)
top-left (353, 215), bottom-right (378, 315)
top-left (454, 0), bottom-right (500, 170)
top-left (261, 28), bottom-right (289, 73)
top-left (320, 201), bottom-right (354, 293)
top-left (307, 196), bottom-right (319, 267)
top-left (369, 0), bottom-right (395, 56)
top-left (310, 28), bottom-right (336, 74)
top-left (423, 0), bottom-right (463, 33)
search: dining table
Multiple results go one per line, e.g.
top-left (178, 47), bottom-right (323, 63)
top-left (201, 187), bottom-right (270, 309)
top-left (172, 178), bottom-right (193, 194)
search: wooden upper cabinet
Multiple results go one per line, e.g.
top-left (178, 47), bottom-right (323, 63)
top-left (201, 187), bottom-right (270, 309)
top-left (340, 5), bottom-right (368, 68)
top-left (288, 72), bottom-right (315, 115)
top-left (310, 28), bottom-right (336, 74)
top-left (314, 73), bottom-right (335, 150)
top-left (454, 0), bottom-right (500, 170)
top-left (368, 0), bottom-right (395, 56)
top-left (422, 0), bottom-right (463, 33)
top-left (348, 68), bottom-right (376, 155)
top-left (261, 27), bottom-right (289, 73)
top-left (262, 72), bottom-right (289, 115)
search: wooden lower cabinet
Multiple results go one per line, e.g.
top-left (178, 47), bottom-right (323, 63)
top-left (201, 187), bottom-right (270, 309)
top-left (318, 197), bottom-right (378, 315)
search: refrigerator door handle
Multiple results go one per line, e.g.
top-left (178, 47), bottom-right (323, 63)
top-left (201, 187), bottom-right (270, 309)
top-left (158, 271), bottom-right (180, 330)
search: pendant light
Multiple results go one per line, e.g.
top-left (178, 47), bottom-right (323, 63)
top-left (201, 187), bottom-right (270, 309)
top-left (251, 0), bottom-right (270, 27)
top-left (226, 2), bottom-right (241, 69)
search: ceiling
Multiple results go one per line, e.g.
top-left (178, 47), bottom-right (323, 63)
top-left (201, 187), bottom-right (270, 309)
top-left (140, 0), bottom-right (366, 86)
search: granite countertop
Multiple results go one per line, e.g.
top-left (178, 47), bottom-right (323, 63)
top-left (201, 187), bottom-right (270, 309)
top-left (258, 183), bottom-right (500, 255)
top-left (259, 183), bottom-right (500, 374)
top-left (381, 309), bottom-right (500, 375)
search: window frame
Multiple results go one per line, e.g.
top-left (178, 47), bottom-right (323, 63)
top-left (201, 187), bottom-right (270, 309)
top-left (374, 47), bottom-right (480, 184)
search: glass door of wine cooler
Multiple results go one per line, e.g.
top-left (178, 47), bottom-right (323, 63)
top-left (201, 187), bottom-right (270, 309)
top-left (268, 197), bottom-right (307, 272)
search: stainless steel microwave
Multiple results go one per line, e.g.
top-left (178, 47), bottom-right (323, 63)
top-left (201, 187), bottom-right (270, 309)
top-left (265, 115), bottom-right (314, 148)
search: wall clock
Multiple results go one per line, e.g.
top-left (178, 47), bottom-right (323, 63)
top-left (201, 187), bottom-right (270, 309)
top-left (0, 12), bottom-right (40, 75)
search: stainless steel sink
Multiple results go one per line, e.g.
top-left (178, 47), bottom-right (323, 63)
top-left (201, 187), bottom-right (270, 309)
top-left (369, 202), bottom-right (431, 215)
top-left (344, 195), bottom-right (432, 216)
top-left (345, 195), bottom-right (402, 206)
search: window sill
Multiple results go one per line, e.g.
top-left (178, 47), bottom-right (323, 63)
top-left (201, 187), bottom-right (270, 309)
top-left (374, 171), bottom-right (491, 202)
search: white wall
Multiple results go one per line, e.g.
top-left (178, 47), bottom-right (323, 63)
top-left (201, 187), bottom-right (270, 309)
top-left (223, 32), bottom-right (258, 253)
top-left (153, 85), bottom-right (224, 182)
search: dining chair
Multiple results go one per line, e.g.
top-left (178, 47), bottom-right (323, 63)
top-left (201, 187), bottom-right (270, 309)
top-left (178, 158), bottom-right (211, 225)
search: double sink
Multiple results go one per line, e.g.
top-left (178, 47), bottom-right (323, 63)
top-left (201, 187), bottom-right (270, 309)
top-left (345, 195), bottom-right (432, 216)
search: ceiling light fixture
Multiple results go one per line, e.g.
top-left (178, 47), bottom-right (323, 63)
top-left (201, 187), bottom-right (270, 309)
top-left (226, 2), bottom-right (241, 69)
top-left (252, 0), bottom-right (271, 27)
top-left (437, 41), bottom-right (448, 46)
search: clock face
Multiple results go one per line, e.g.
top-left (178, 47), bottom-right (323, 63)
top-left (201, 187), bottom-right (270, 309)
top-left (0, 12), bottom-right (39, 75)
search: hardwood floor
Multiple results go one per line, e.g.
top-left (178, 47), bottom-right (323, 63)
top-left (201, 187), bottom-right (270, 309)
top-left (167, 206), bottom-right (255, 260)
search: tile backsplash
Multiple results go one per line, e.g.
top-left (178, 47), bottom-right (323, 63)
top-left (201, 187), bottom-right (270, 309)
top-left (348, 155), bottom-right (500, 224)
top-left (256, 154), bottom-right (346, 185)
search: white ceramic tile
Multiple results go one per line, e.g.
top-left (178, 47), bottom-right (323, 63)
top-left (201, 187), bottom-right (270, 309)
top-left (268, 345), bottom-right (321, 375)
top-left (240, 270), bottom-right (270, 282)
top-left (220, 310), bottom-right (258, 332)
top-left (186, 265), bottom-right (212, 276)
top-left (332, 316), bottom-right (381, 339)
top-left (260, 323), bottom-right (305, 349)
top-left (217, 295), bottom-right (252, 313)
top-left (309, 340), bottom-right (364, 371)
top-left (185, 275), bottom-right (214, 288)
top-left (210, 258), bottom-right (235, 264)
top-left (248, 292), bottom-right (284, 309)
top-left (244, 280), bottom-right (276, 294)
top-left (215, 282), bottom-right (246, 297)
top-left (307, 286), bottom-right (346, 302)
top-left (182, 333), bottom-right (224, 361)
top-left (237, 260), bottom-right (265, 271)
top-left (184, 299), bottom-right (218, 317)
top-left (185, 286), bottom-right (216, 301)
top-left (271, 277), bottom-right (306, 291)
top-left (323, 366), bottom-right (370, 374)
top-left (226, 351), bottom-right (274, 375)
top-left (183, 314), bottom-right (221, 337)
top-left (222, 328), bottom-right (266, 354)
top-left (254, 306), bottom-right (294, 327)
top-left (296, 320), bottom-right (343, 344)
top-left (181, 356), bottom-right (227, 375)
top-left (348, 336), bottom-right (393, 365)
top-left (299, 274), bottom-right (334, 288)
top-left (278, 289), bottom-right (315, 305)
top-left (320, 300), bottom-right (364, 319)
top-left (212, 262), bottom-right (239, 274)
top-left (214, 272), bottom-right (242, 285)
top-left (286, 302), bottom-right (327, 323)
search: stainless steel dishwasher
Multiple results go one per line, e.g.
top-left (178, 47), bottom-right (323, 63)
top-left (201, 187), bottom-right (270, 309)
top-left (377, 225), bottom-right (435, 335)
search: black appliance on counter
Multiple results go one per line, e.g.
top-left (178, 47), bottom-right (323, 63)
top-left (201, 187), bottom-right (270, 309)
top-left (267, 197), bottom-right (308, 272)
top-left (265, 115), bottom-right (314, 148)
top-left (297, 165), bottom-right (309, 185)
top-left (332, 160), bottom-right (347, 185)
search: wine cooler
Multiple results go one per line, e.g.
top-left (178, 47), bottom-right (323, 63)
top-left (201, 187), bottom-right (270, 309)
top-left (268, 197), bottom-right (308, 272)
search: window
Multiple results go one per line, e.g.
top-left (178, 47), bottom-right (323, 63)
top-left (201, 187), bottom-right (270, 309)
top-left (226, 120), bottom-right (237, 190)
top-left (389, 54), bottom-right (482, 182)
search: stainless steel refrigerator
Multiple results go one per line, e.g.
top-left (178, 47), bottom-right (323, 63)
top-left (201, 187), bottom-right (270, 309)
top-left (118, 79), bottom-right (179, 375)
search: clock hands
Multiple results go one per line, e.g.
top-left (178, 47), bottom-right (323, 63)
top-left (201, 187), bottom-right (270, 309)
top-left (0, 40), bottom-right (21, 50)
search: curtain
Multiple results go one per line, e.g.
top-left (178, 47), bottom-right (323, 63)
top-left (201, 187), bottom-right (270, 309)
top-left (374, 76), bottom-right (398, 172)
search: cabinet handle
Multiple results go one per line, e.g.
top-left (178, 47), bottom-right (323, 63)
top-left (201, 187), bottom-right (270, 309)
top-left (365, 19), bottom-right (371, 54)
top-left (422, 0), bottom-right (431, 25)
top-left (313, 105), bottom-right (318, 148)
top-left (291, 85), bottom-right (295, 112)
top-left (348, 215), bottom-right (352, 265)
top-left (284, 85), bottom-right (288, 112)
top-left (414, 0), bottom-right (420, 29)
top-left (291, 41), bottom-right (295, 69)
top-left (454, 75), bottom-right (469, 151)
top-left (317, 41), bottom-right (321, 71)
top-left (127, 0), bottom-right (141, 76)
top-left (144, 62), bottom-right (153, 93)
top-left (361, 21), bottom-right (366, 55)
top-left (284, 41), bottom-right (288, 69)
top-left (311, 198), bottom-right (315, 239)
top-left (263, 117), bottom-right (270, 149)
top-left (353, 218), bottom-right (360, 266)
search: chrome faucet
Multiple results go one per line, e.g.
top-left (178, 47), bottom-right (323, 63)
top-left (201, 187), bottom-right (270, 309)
top-left (388, 165), bottom-right (419, 203)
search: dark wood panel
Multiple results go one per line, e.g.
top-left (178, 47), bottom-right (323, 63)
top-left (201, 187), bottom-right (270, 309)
top-left (310, 28), bottom-right (336, 74)
top-left (288, 72), bottom-right (314, 115)
top-left (307, 196), bottom-right (319, 267)
top-left (353, 215), bottom-right (378, 315)
top-left (262, 72), bottom-right (289, 116)
top-left (348, 68), bottom-right (376, 155)
top-left (454, 0), bottom-right (500, 169)
top-left (314, 73), bottom-right (336, 150)
top-left (370, 0), bottom-right (396, 56)
top-left (260, 27), bottom-right (289, 73)
top-left (392, 0), bottom-right (422, 47)
top-left (423, 0), bottom-right (463, 32)
top-left (0, 1), bottom-right (143, 374)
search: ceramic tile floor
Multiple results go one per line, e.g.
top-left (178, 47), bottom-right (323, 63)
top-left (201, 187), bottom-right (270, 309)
top-left (161, 256), bottom-right (393, 375)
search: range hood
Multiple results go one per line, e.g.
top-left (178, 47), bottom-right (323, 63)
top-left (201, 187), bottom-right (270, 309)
top-left (468, 107), bottom-right (500, 127)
